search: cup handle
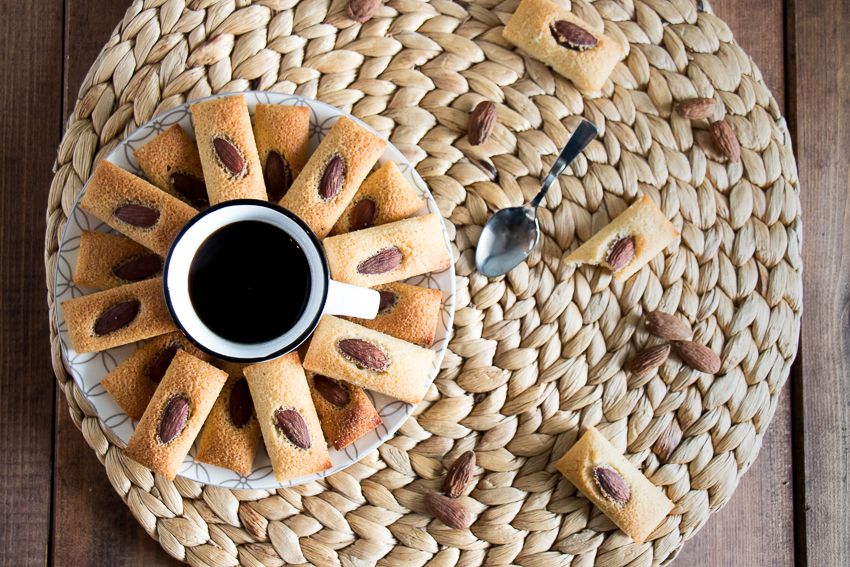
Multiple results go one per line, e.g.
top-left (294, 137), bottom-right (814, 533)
top-left (323, 280), bottom-right (380, 319)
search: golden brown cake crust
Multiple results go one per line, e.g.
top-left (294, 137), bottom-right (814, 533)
top-left (132, 124), bottom-right (209, 208)
top-left (279, 116), bottom-right (386, 239)
top-left (562, 195), bottom-right (680, 281)
top-left (80, 160), bottom-right (197, 257)
top-left (302, 315), bottom-right (437, 405)
top-left (306, 370), bottom-right (382, 451)
top-left (60, 277), bottom-right (177, 354)
top-left (100, 332), bottom-right (211, 421)
top-left (502, 0), bottom-right (624, 92)
top-left (345, 282), bottom-right (442, 346)
top-left (329, 161), bottom-right (424, 236)
top-left (244, 352), bottom-right (331, 481)
top-left (74, 230), bottom-right (161, 290)
top-left (123, 351), bottom-right (228, 480)
top-left (254, 104), bottom-right (310, 200)
top-left (323, 213), bottom-right (451, 288)
top-left (556, 426), bottom-right (674, 544)
top-left (191, 95), bottom-right (267, 204)
top-left (195, 375), bottom-right (263, 476)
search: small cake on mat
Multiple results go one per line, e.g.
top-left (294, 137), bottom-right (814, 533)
top-left (344, 282), bottom-right (442, 347)
top-left (253, 104), bottom-right (310, 202)
top-left (74, 230), bottom-right (162, 290)
top-left (306, 370), bottom-right (382, 451)
top-left (133, 123), bottom-right (209, 208)
top-left (123, 351), bottom-right (229, 480)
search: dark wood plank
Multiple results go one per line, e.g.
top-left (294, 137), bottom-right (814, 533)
top-left (0, 0), bottom-right (64, 565)
top-left (51, 1), bottom-right (181, 565)
top-left (788, 0), bottom-right (850, 565)
top-left (673, 0), bottom-right (795, 565)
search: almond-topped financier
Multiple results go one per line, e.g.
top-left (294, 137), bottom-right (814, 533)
top-left (562, 195), bottom-right (679, 281)
top-left (101, 331), bottom-right (212, 421)
top-left (80, 160), bottom-right (197, 257)
top-left (244, 352), bottom-right (331, 481)
top-left (61, 277), bottom-right (177, 354)
top-left (74, 231), bottom-right (162, 290)
top-left (302, 315), bottom-right (436, 405)
top-left (133, 123), bottom-right (209, 208)
top-left (124, 351), bottom-right (228, 480)
top-left (329, 161), bottom-right (424, 235)
top-left (322, 213), bottom-right (451, 288)
top-left (306, 370), bottom-right (382, 451)
top-left (279, 116), bottom-right (386, 239)
top-left (557, 426), bottom-right (674, 544)
top-left (253, 104), bottom-right (310, 201)
top-left (503, 0), bottom-right (624, 92)
top-left (191, 94), bottom-right (267, 204)
top-left (344, 282), bottom-right (442, 346)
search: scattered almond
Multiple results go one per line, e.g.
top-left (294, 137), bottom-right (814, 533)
top-left (626, 344), bottom-right (671, 374)
top-left (264, 151), bottom-right (292, 201)
top-left (275, 408), bottom-right (311, 449)
top-left (709, 121), bottom-right (741, 163)
top-left (114, 204), bottom-right (159, 228)
top-left (314, 374), bottom-right (351, 408)
top-left (170, 173), bottom-right (208, 207)
top-left (229, 378), bottom-right (254, 428)
top-left (159, 395), bottom-right (189, 444)
top-left (467, 101), bottom-right (497, 146)
top-left (644, 311), bottom-right (693, 341)
top-left (676, 97), bottom-right (716, 120)
top-left (593, 465), bottom-right (630, 504)
top-left (213, 137), bottom-right (246, 176)
top-left (674, 341), bottom-right (721, 374)
top-left (606, 236), bottom-right (635, 271)
top-left (94, 299), bottom-right (141, 335)
top-left (112, 253), bottom-right (163, 283)
top-left (147, 343), bottom-right (182, 384)
top-left (424, 493), bottom-right (473, 529)
top-left (347, 0), bottom-right (381, 23)
top-left (551, 21), bottom-right (598, 51)
top-left (444, 451), bottom-right (476, 498)
top-left (357, 247), bottom-right (402, 275)
top-left (653, 420), bottom-right (682, 463)
top-left (337, 339), bottom-right (389, 371)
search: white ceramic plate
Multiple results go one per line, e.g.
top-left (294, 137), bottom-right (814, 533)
top-left (53, 92), bottom-right (456, 489)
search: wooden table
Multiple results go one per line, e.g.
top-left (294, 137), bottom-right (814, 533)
top-left (0, 0), bottom-right (843, 564)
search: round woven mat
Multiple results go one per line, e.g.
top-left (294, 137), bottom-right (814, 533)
top-left (45, 0), bottom-right (802, 565)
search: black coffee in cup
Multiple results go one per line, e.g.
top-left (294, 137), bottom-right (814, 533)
top-left (188, 220), bottom-right (311, 344)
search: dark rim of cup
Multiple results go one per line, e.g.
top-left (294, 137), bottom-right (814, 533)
top-left (162, 199), bottom-right (330, 363)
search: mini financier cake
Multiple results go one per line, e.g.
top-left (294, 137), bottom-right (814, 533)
top-left (124, 351), bottom-right (229, 480)
top-left (133, 123), bottom-right (209, 208)
top-left (244, 352), bottom-right (331, 481)
top-left (191, 94), bottom-right (267, 204)
top-left (279, 116), bottom-right (386, 239)
top-left (329, 161), bottom-right (424, 235)
top-left (253, 104), bottom-right (310, 201)
top-left (61, 277), bottom-right (177, 353)
top-left (557, 426), bottom-right (674, 544)
top-left (306, 371), bottom-right (382, 451)
top-left (74, 230), bottom-right (162, 290)
top-left (503, 0), bottom-right (625, 92)
top-left (80, 160), bottom-right (197, 257)
top-left (345, 282), bottom-right (442, 346)
top-left (101, 331), bottom-right (210, 421)
top-left (322, 213), bottom-right (451, 288)
top-left (302, 315), bottom-right (437, 405)
top-left (562, 195), bottom-right (679, 281)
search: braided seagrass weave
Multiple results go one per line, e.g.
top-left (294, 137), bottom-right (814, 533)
top-left (44, 0), bottom-right (802, 565)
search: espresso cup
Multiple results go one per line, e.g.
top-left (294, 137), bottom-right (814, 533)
top-left (163, 200), bottom-right (379, 362)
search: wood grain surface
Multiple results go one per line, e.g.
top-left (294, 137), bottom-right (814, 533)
top-left (0, 0), bottom-right (841, 565)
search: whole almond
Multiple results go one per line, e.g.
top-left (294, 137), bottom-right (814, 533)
top-left (94, 299), bottom-right (141, 335)
top-left (114, 204), bottom-right (160, 228)
top-left (377, 290), bottom-right (397, 313)
top-left (444, 451), bottom-right (476, 498)
top-left (159, 395), bottom-right (189, 444)
top-left (709, 121), bottom-right (741, 163)
top-left (594, 465), bottom-right (630, 504)
top-left (275, 408), bottom-right (311, 449)
top-left (626, 344), bottom-right (671, 374)
top-left (264, 151), bottom-right (293, 201)
top-left (170, 173), bottom-right (209, 207)
top-left (313, 375), bottom-right (351, 408)
top-left (357, 247), bottom-right (402, 275)
top-left (424, 493), bottom-right (473, 529)
top-left (468, 101), bottom-right (497, 146)
top-left (147, 343), bottom-right (182, 384)
top-left (319, 155), bottom-right (344, 200)
top-left (674, 341), bottom-right (721, 374)
top-left (213, 137), bottom-right (246, 176)
top-left (229, 378), bottom-right (254, 428)
top-left (645, 311), bottom-right (693, 340)
top-left (653, 420), bottom-right (682, 463)
top-left (606, 236), bottom-right (635, 271)
top-left (347, 0), bottom-right (381, 22)
top-left (112, 253), bottom-right (163, 283)
top-left (551, 21), bottom-right (598, 51)
top-left (675, 97), bottom-right (716, 120)
top-left (337, 339), bottom-right (389, 371)
top-left (351, 199), bottom-right (377, 231)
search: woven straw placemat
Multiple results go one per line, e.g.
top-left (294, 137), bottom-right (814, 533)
top-left (44, 0), bottom-right (802, 565)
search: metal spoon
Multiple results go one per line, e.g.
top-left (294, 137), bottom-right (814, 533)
top-left (475, 120), bottom-right (598, 278)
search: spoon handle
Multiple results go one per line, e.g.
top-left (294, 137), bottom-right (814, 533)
top-left (530, 120), bottom-right (598, 209)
